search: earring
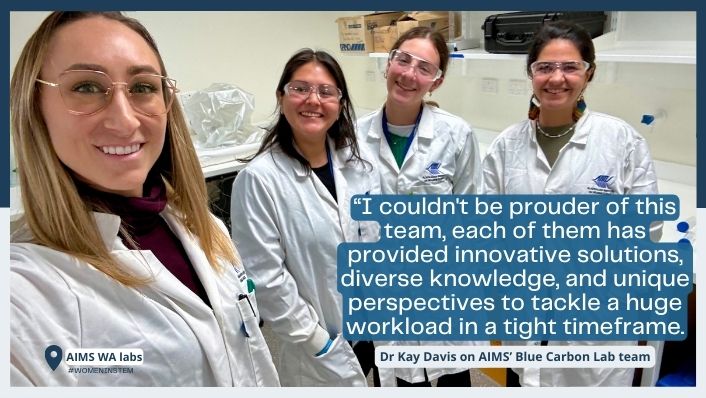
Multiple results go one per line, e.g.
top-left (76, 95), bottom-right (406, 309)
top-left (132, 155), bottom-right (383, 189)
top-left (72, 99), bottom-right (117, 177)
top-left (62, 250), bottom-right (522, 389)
top-left (528, 94), bottom-right (540, 120)
top-left (531, 95), bottom-right (541, 107)
top-left (573, 95), bottom-right (587, 121)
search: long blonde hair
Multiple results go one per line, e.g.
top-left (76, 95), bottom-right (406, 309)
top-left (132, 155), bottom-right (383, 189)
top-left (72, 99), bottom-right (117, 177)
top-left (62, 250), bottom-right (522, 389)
top-left (10, 12), bottom-right (237, 286)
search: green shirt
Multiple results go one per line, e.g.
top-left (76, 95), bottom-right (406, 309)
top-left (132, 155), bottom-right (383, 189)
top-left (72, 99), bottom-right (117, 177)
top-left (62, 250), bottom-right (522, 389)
top-left (535, 123), bottom-right (575, 167)
top-left (386, 123), bottom-right (414, 168)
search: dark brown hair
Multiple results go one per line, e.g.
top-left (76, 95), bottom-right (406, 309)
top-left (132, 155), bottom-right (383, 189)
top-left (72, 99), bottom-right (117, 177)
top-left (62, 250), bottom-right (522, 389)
top-left (253, 48), bottom-right (365, 171)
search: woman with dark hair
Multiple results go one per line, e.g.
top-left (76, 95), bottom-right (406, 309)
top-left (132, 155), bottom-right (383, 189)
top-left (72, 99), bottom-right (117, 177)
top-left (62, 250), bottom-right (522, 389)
top-left (357, 27), bottom-right (486, 387)
top-left (483, 21), bottom-right (659, 386)
top-left (230, 48), bottom-right (377, 386)
top-left (10, 12), bottom-right (278, 386)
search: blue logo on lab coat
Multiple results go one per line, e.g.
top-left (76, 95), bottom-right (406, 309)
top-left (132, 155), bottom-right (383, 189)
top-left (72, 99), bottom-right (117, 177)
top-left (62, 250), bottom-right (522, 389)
top-left (426, 162), bottom-right (442, 176)
top-left (592, 175), bottom-right (614, 189)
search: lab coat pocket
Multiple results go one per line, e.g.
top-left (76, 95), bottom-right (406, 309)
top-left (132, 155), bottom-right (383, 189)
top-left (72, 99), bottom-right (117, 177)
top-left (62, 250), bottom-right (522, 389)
top-left (236, 294), bottom-right (279, 386)
top-left (236, 294), bottom-right (256, 323)
top-left (301, 334), bottom-right (366, 386)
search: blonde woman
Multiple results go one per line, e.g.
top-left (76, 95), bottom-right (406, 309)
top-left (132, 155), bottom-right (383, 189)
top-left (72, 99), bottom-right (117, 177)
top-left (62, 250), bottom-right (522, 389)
top-left (10, 12), bottom-right (278, 386)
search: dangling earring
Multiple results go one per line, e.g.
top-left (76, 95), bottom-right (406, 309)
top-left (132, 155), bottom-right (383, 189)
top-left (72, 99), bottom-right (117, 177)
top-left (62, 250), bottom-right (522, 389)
top-left (528, 94), bottom-right (540, 120)
top-left (573, 95), bottom-right (587, 122)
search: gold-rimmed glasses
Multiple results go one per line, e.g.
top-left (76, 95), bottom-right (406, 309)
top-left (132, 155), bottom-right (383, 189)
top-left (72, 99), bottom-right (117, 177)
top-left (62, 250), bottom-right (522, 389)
top-left (36, 69), bottom-right (178, 116)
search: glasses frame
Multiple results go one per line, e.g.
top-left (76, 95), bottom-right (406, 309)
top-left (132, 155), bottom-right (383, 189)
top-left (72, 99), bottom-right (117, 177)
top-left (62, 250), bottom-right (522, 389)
top-left (36, 69), bottom-right (179, 116)
top-left (388, 49), bottom-right (443, 81)
top-left (283, 81), bottom-right (343, 103)
top-left (529, 60), bottom-right (591, 77)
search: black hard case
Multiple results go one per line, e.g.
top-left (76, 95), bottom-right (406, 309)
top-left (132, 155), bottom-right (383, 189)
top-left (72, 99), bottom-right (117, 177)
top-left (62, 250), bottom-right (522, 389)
top-left (482, 12), bottom-right (607, 54)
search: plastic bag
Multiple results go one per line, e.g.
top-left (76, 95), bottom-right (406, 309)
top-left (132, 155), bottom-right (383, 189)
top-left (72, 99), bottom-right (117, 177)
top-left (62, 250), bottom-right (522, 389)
top-left (181, 83), bottom-right (263, 149)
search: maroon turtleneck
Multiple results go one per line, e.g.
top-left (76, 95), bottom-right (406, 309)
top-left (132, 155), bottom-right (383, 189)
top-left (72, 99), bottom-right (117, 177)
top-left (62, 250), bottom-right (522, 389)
top-left (77, 175), bottom-right (211, 307)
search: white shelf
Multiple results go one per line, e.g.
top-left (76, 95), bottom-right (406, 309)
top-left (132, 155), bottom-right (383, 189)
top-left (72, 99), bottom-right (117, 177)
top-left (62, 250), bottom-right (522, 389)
top-left (369, 40), bottom-right (696, 64)
top-left (593, 41), bottom-right (695, 64)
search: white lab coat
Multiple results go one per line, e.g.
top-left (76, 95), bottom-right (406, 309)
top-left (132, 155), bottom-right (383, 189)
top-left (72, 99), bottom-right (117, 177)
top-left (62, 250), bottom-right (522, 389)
top-left (357, 103), bottom-right (482, 195)
top-left (482, 110), bottom-right (658, 386)
top-left (230, 140), bottom-right (379, 386)
top-left (10, 209), bottom-right (279, 386)
top-left (357, 104), bottom-right (487, 385)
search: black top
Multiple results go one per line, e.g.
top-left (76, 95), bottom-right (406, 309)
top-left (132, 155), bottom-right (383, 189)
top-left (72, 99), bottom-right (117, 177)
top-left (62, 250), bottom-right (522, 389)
top-left (312, 163), bottom-right (337, 202)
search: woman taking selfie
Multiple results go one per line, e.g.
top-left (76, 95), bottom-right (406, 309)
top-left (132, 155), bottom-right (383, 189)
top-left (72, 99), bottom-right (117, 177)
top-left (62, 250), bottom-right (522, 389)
top-left (10, 12), bottom-right (278, 386)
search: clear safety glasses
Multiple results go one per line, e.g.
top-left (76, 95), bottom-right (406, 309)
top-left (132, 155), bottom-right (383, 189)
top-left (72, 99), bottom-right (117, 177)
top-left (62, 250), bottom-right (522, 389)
top-left (529, 61), bottom-right (591, 77)
top-left (36, 69), bottom-right (178, 116)
top-left (388, 49), bottom-right (442, 81)
top-left (283, 80), bottom-right (343, 103)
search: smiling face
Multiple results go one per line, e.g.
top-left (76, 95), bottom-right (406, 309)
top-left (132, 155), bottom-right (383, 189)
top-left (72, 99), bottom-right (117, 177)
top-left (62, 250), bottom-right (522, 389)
top-left (279, 61), bottom-right (341, 148)
top-left (385, 38), bottom-right (443, 109)
top-left (531, 39), bottom-right (591, 119)
top-left (39, 16), bottom-right (167, 197)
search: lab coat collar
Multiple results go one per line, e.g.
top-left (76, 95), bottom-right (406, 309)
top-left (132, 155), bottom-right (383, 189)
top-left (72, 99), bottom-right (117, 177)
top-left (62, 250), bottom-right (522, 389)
top-left (366, 109), bottom-right (398, 172)
top-left (416, 103), bottom-right (435, 139)
top-left (568, 109), bottom-right (592, 145)
top-left (367, 109), bottom-right (385, 140)
top-left (401, 104), bottom-right (434, 168)
top-left (93, 212), bottom-right (125, 250)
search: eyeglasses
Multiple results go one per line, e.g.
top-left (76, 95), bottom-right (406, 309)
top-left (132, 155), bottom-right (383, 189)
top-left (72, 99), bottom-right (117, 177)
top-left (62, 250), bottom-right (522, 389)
top-left (283, 80), bottom-right (342, 103)
top-left (530, 61), bottom-right (591, 77)
top-left (389, 49), bottom-right (442, 81)
top-left (36, 69), bottom-right (178, 116)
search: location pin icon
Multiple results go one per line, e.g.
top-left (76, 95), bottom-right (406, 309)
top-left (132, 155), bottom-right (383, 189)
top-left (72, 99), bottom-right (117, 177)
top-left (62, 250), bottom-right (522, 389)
top-left (45, 345), bottom-right (63, 371)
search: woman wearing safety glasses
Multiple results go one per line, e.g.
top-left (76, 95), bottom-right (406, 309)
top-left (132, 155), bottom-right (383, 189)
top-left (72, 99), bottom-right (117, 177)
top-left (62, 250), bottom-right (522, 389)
top-left (230, 49), bottom-right (378, 386)
top-left (357, 27), bottom-right (486, 387)
top-left (483, 21), bottom-right (659, 386)
top-left (9, 12), bottom-right (279, 386)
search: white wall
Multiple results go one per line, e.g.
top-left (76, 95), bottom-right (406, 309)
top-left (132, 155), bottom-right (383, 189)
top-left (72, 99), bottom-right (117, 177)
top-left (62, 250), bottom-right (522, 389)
top-left (9, 11), bottom-right (698, 238)
top-left (9, 11), bottom-right (367, 123)
top-left (10, 11), bottom-right (696, 167)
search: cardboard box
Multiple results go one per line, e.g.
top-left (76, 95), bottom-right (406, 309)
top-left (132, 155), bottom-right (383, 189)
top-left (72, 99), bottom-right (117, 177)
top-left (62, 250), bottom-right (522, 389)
top-left (396, 11), bottom-right (460, 41)
top-left (373, 25), bottom-right (398, 53)
top-left (336, 12), bottom-right (404, 53)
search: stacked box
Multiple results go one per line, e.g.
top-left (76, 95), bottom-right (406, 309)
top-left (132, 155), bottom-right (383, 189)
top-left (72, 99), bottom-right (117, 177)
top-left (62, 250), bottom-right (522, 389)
top-left (336, 12), bottom-right (404, 53)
